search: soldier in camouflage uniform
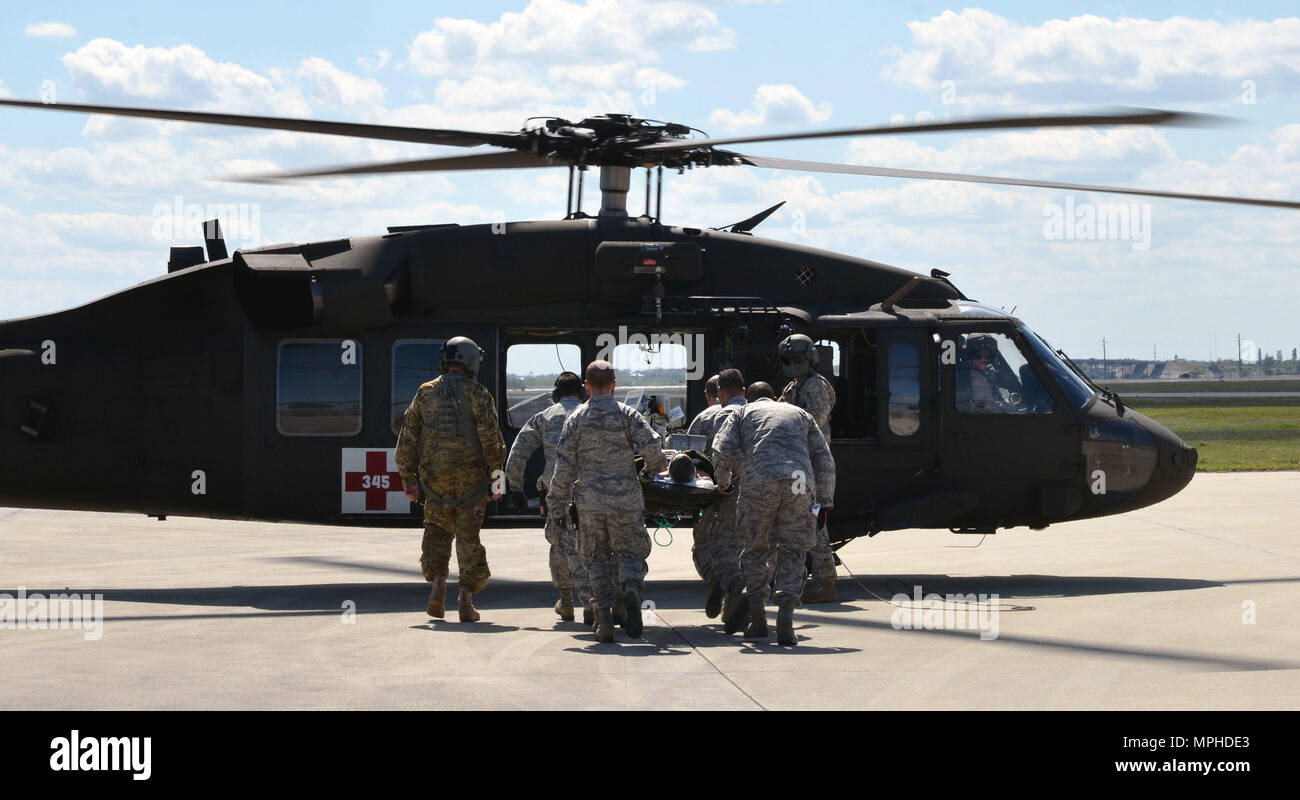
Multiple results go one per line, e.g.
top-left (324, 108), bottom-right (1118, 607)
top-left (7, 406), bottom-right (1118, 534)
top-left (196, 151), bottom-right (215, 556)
top-left (712, 388), bottom-right (835, 646)
top-left (397, 336), bottom-right (507, 623)
top-left (550, 360), bottom-right (667, 643)
top-left (701, 374), bottom-right (720, 409)
top-left (504, 371), bottom-right (591, 623)
top-left (686, 370), bottom-right (746, 619)
top-left (686, 374), bottom-right (723, 614)
top-left (778, 333), bottom-right (839, 603)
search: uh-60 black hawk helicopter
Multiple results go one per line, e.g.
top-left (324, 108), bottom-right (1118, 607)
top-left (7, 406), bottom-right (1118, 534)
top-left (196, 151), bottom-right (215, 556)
top-left (1, 98), bottom-right (1294, 545)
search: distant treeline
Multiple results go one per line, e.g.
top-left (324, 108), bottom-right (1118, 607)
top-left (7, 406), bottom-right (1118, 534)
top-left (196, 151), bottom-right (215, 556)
top-left (1075, 357), bottom-right (1300, 381)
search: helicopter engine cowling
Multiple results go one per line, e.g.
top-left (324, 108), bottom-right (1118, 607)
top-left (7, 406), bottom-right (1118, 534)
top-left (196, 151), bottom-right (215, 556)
top-left (232, 238), bottom-right (403, 329)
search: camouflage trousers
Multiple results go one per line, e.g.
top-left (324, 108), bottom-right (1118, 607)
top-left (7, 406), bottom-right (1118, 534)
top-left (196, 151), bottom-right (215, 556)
top-left (420, 497), bottom-right (490, 593)
top-left (691, 492), bottom-right (745, 594)
top-left (546, 502), bottom-right (592, 607)
top-left (735, 479), bottom-right (816, 597)
top-left (576, 509), bottom-right (650, 609)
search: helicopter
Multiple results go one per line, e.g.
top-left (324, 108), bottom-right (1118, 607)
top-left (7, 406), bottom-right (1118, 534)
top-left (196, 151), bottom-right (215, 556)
top-left (1, 98), bottom-right (1293, 545)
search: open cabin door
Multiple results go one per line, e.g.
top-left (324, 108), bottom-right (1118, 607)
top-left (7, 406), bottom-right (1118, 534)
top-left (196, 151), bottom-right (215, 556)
top-left (493, 337), bottom-right (585, 519)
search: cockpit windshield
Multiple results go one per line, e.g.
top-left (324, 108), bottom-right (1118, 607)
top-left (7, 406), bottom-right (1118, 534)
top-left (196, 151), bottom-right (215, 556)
top-left (1018, 325), bottom-right (1096, 410)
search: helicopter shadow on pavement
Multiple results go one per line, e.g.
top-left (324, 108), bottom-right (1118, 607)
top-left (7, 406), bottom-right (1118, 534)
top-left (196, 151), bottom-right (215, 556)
top-left (276, 556), bottom-right (1283, 603)
top-left (24, 566), bottom-right (1292, 624)
top-left (793, 609), bottom-right (1299, 672)
top-left (830, 573), bottom-right (1291, 603)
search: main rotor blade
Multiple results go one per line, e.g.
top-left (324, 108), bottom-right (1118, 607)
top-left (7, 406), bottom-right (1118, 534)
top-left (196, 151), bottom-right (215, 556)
top-left (637, 109), bottom-right (1226, 153)
top-left (736, 154), bottom-right (1300, 210)
top-left (233, 149), bottom-right (559, 182)
top-left (0, 98), bottom-right (523, 148)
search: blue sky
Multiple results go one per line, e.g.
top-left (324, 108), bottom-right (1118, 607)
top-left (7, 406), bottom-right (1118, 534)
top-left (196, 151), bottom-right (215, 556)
top-left (2, 1), bottom-right (1299, 362)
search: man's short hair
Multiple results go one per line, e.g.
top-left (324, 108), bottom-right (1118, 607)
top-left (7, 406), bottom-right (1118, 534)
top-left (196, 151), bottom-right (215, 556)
top-left (554, 371), bottom-right (583, 399)
top-left (718, 369), bottom-right (745, 392)
top-left (746, 381), bottom-right (775, 401)
top-left (704, 374), bottom-right (720, 398)
top-left (585, 360), bottom-right (616, 390)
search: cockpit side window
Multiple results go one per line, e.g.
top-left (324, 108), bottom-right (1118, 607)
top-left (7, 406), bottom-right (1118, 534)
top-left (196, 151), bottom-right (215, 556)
top-left (954, 331), bottom-right (1054, 415)
top-left (1018, 326), bottom-right (1096, 410)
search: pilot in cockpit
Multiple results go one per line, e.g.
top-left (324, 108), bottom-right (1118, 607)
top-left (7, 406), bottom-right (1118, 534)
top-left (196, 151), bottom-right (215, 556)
top-left (957, 334), bottom-right (1023, 413)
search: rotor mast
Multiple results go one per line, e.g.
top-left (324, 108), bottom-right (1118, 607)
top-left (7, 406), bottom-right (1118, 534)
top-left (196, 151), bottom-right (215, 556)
top-left (598, 165), bottom-right (631, 217)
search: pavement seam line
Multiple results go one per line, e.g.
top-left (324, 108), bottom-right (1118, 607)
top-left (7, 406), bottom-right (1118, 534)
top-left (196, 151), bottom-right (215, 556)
top-left (650, 608), bottom-right (767, 711)
top-left (1130, 514), bottom-right (1298, 562)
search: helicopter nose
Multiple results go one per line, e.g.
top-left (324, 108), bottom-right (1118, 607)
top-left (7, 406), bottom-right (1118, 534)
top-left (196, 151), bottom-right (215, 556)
top-left (1128, 410), bottom-right (1198, 506)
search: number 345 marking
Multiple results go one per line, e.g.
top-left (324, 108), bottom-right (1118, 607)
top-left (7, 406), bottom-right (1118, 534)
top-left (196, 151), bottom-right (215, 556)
top-left (360, 474), bottom-right (391, 489)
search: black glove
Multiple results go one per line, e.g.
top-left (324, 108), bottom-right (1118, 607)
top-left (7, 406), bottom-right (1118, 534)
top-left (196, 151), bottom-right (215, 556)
top-left (507, 491), bottom-right (527, 511)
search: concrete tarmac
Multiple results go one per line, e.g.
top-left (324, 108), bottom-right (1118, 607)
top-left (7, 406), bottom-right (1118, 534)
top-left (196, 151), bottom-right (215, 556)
top-left (1, 472), bottom-right (1297, 710)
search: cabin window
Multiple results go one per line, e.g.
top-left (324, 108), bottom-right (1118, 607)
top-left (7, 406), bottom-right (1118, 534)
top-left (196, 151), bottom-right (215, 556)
top-left (391, 340), bottom-right (444, 434)
top-left (954, 331), bottom-right (1054, 414)
top-left (276, 339), bottom-right (363, 436)
top-left (887, 340), bottom-right (921, 436)
top-left (505, 343), bottom-right (582, 428)
top-left (608, 338), bottom-right (691, 434)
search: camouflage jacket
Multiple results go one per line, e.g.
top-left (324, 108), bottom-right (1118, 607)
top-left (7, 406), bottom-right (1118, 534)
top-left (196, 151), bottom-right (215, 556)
top-left (504, 395), bottom-right (583, 493)
top-left (712, 397), bottom-right (836, 506)
top-left (688, 396), bottom-right (746, 457)
top-left (549, 393), bottom-right (667, 513)
top-left (395, 373), bottom-right (507, 494)
top-left (781, 370), bottom-right (836, 441)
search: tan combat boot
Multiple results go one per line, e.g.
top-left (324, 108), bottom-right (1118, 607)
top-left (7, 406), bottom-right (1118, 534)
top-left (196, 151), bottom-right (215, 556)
top-left (593, 607), bottom-right (615, 643)
top-left (622, 583), bottom-right (643, 639)
top-left (704, 580), bottom-right (724, 619)
top-left (776, 593), bottom-right (797, 646)
top-left (743, 594), bottom-right (768, 639)
top-left (555, 588), bottom-right (575, 622)
top-left (722, 589), bottom-right (749, 634)
top-left (458, 589), bottom-right (480, 623)
top-left (802, 576), bottom-right (837, 604)
top-left (426, 575), bottom-right (447, 618)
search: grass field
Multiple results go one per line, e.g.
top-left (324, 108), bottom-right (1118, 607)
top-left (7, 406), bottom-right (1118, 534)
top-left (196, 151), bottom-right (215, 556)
top-left (1130, 403), bottom-right (1300, 471)
top-left (1108, 378), bottom-right (1300, 394)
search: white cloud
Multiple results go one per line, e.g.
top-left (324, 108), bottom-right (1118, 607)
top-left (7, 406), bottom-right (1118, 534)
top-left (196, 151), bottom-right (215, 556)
top-left (297, 57), bottom-right (386, 107)
top-left (356, 49), bottom-right (391, 75)
top-left (409, 0), bottom-right (734, 76)
top-left (62, 38), bottom-right (309, 116)
top-left (884, 10), bottom-right (1300, 106)
top-left (25, 22), bottom-right (77, 39)
top-left (709, 84), bottom-right (832, 131)
top-left (401, 0), bottom-right (710, 118)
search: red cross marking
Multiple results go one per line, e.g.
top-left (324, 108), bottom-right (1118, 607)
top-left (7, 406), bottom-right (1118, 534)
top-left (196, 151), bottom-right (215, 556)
top-left (344, 450), bottom-right (405, 511)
